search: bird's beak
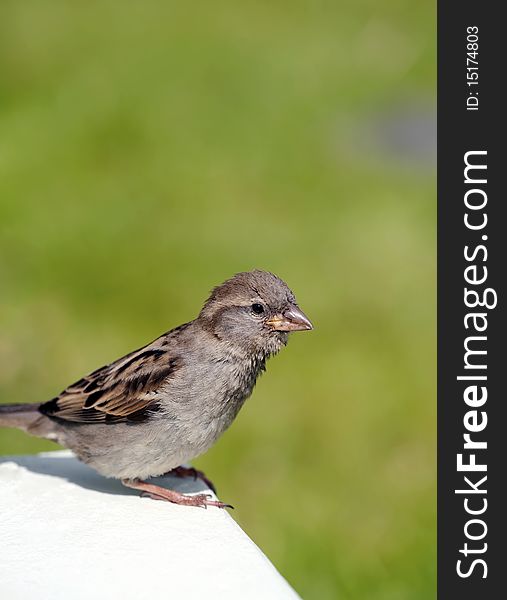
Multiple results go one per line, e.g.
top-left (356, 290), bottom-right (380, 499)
top-left (265, 305), bottom-right (313, 332)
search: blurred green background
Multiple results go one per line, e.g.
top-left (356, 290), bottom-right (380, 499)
top-left (0, 1), bottom-right (435, 598)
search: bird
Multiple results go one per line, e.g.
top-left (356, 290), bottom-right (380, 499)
top-left (0, 270), bottom-right (312, 508)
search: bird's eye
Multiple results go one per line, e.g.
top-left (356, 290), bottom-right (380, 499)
top-left (251, 303), bottom-right (265, 315)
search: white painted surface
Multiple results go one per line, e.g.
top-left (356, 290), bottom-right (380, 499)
top-left (0, 451), bottom-right (299, 600)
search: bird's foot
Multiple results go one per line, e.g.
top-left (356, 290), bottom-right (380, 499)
top-left (162, 465), bottom-right (217, 494)
top-left (122, 478), bottom-right (232, 509)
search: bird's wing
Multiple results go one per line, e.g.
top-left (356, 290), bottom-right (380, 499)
top-left (40, 333), bottom-right (184, 424)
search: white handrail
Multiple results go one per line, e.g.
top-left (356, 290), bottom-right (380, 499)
top-left (0, 451), bottom-right (300, 600)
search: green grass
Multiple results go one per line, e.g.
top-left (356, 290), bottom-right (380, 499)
top-left (0, 1), bottom-right (435, 598)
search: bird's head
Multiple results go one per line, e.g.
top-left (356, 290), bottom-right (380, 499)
top-left (199, 270), bottom-right (313, 357)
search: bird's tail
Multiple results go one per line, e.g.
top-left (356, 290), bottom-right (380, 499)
top-left (0, 403), bottom-right (42, 432)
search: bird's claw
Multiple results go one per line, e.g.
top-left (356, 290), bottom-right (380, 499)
top-left (190, 493), bottom-right (233, 509)
top-left (168, 466), bottom-right (218, 494)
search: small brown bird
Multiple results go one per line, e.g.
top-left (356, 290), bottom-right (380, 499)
top-left (0, 270), bottom-right (312, 508)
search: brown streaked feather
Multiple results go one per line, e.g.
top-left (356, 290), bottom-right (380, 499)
top-left (40, 331), bottom-right (185, 424)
